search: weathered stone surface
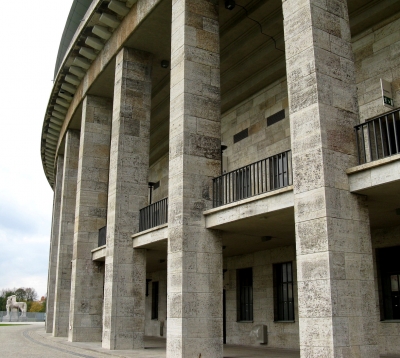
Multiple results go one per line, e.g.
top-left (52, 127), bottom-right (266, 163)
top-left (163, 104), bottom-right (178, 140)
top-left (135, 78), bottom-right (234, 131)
top-left (283, 0), bottom-right (379, 357)
top-left (53, 130), bottom-right (80, 337)
top-left (46, 155), bottom-right (64, 334)
top-left (102, 47), bottom-right (152, 350)
top-left (221, 77), bottom-right (290, 173)
top-left (167, 0), bottom-right (223, 357)
top-left (225, 246), bottom-right (299, 348)
top-left (68, 95), bottom-right (112, 343)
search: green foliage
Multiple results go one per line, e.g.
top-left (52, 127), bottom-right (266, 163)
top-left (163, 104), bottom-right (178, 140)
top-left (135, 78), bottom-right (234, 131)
top-left (40, 297), bottom-right (46, 313)
top-left (29, 301), bottom-right (43, 312)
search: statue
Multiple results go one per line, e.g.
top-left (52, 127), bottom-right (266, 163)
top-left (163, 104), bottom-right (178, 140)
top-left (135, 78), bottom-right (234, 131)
top-left (3, 295), bottom-right (27, 321)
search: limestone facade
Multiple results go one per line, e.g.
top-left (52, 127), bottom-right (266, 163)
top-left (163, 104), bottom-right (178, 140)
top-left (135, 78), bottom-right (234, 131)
top-left (68, 95), bottom-right (112, 342)
top-left (53, 130), bottom-right (80, 337)
top-left (102, 47), bottom-right (152, 350)
top-left (221, 78), bottom-right (290, 172)
top-left (42, 1), bottom-right (400, 357)
top-left (45, 156), bottom-right (64, 334)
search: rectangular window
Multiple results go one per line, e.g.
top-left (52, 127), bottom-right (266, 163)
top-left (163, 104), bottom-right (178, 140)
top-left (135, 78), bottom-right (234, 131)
top-left (274, 262), bottom-right (294, 321)
top-left (237, 268), bottom-right (253, 321)
top-left (233, 128), bottom-right (249, 143)
top-left (151, 281), bottom-right (159, 320)
top-left (377, 246), bottom-right (400, 320)
top-left (267, 109), bottom-right (285, 126)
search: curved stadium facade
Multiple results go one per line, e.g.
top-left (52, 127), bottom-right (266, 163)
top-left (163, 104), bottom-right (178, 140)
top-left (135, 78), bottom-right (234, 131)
top-left (42, 0), bottom-right (400, 356)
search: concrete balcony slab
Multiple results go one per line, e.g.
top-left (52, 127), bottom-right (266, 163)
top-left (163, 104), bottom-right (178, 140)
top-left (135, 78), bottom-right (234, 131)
top-left (204, 186), bottom-right (294, 230)
top-left (91, 245), bottom-right (105, 261)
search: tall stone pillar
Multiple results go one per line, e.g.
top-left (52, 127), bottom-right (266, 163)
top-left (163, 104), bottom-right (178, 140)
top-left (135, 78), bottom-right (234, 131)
top-left (282, 1), bottom-right (379, 357)
top-left (168, 1), bottom-right (223, 357)
top-left (46, 155), bottom-right (64, 333)
top-left (53, 130), bottom-right (80, 337)
top-left (68, 95), bottom-right (112, 342)
top-left (102, 47), bottom-right (152, 350)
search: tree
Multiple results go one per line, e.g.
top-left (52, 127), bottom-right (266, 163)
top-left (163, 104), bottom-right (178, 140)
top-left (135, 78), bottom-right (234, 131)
top-left (15, 288), bottom-right (26, 302)
top-left (40, 297), bottom-right (46, 312)
top-left (25, 288), bottom-right (38, 302)
top-left (29, 301), bottom-right (44, 312)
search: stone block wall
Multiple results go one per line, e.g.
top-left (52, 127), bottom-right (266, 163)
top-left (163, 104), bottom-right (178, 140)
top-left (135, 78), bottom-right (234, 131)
top-left (46, 156), bottom-right (64, 333)
top-left (148, 154), bottom-right (169, 203)
top-left (221, 78), bottom-right (290, 172)
top-left (224, 245), bottom-right (299, 349)
top-left (354, 12), bottom-right (400, 121)
top-left (144, 270), bottom-right (167, 337)
top-left (371, 225), bottom-right (400, 356)
top-left (146, 78), bottom-right (290, 207)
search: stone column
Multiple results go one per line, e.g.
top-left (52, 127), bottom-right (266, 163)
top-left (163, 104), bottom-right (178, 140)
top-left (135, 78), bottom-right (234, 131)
top-left (102, 47), bottom-right (152, 350)
top-left (167, 1), bottom-right (223, 357)
top-left (283, 1), bottom-right (379, 357)
top-left (68, 95), bottom-right (112, 342)
top-left (53, 130), bottom-right (80, 337)
top-left (46, 155), bottom-right (64, 333)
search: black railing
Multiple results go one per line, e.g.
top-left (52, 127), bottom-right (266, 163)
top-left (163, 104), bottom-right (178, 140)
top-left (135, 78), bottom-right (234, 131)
top-left (139, 197), bottom-right (168, 232)
top-left (355, 108), bottom-right (400, 164)
top-left (98, 226), bottom-right (106, 247)
top-left (212, 150), bottom-right (292, 208)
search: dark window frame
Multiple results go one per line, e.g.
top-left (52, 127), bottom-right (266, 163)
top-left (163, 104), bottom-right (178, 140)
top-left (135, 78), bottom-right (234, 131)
top-left (151, 281), bottom-right (159, 320)
top-left (273, 261), bottom-right (295, 322)
top-left (236, 267), bottom-right (253, 322)
top-left (376, 246), bottom-right (400, 320)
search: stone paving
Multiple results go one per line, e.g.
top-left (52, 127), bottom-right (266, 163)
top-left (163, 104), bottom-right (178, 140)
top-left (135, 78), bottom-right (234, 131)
top-left (2, 323), bottom-right (400, 357)
top-left (0, 323), bottom-right (301, 357)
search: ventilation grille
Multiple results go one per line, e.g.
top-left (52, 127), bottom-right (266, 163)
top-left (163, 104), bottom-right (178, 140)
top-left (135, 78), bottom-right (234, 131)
top-left (234, 128), bottom-right (249, 143)
top-left (267, 109), bottom-right (285, 126)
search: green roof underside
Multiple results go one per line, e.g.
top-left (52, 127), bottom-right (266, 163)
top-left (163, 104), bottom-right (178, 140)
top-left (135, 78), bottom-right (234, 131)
top-left (54, 0), bottom-right (93, 79)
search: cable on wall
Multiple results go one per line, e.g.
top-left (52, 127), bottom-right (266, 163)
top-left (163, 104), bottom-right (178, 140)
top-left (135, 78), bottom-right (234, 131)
top-left (225, 0), bottom-right (285, 53)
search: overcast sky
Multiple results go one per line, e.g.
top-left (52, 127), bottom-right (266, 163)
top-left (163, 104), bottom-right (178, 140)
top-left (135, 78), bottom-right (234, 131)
top-left (0, 0), bottom-right (75, 299)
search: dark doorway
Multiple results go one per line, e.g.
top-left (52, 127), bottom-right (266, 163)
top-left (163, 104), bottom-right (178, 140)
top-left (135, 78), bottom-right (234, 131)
top-left (377, 246), bottom-right (400, 320)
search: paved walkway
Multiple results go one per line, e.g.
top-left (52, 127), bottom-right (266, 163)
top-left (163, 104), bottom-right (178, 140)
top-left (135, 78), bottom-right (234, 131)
top-left (1, 323), bottom-right (399, 358)
top-left (0, 323), bottom-right (299, 358)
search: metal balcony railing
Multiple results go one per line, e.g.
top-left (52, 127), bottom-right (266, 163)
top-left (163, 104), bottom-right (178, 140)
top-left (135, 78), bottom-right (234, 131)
top-left (98, 226), bottom-right (106, 247)
top-left (212, 150), bottom-right (292, 208)
top-left (355, 108), bottom-right (400, 164)
top-left (139, 197), bottom-right (168, 232)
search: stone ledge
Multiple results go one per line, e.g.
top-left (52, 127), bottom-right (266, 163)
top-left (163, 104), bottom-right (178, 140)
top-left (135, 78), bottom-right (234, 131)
top-left (347, 155), bottom-right (400, 192)
top-left (204, 186), bottom-right (294, 229)
top-left (204, 186), bottom-right (293, 215)
top-left (91, 245), bottom-right (106, 261)
top-left (132, 224), bottom-right (168, 248)
top-left (346, 153), bottom-right (400, 174)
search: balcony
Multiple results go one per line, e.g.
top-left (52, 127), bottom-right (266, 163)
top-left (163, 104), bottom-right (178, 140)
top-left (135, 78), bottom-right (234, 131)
top-left (212, 150), bottom-right (292, 208)
top-left (355, 108), bottom-right (400, 164)
top-left (139, 197), bottom-right (168, 232)
top-left (92, 226), bottom-right (107, 261)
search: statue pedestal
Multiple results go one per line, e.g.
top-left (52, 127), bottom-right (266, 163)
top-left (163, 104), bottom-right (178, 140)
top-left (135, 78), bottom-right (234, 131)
top-left (19, 315), bottom-right (27, 322)
top-left (2, 314), bottom-right (10, 322)
top-left (10, 309), bottom-right (19, 322)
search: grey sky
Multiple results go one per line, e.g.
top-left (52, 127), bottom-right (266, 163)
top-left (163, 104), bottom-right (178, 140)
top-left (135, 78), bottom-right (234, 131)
top-left (0, 0), bottom-right (75, 298)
